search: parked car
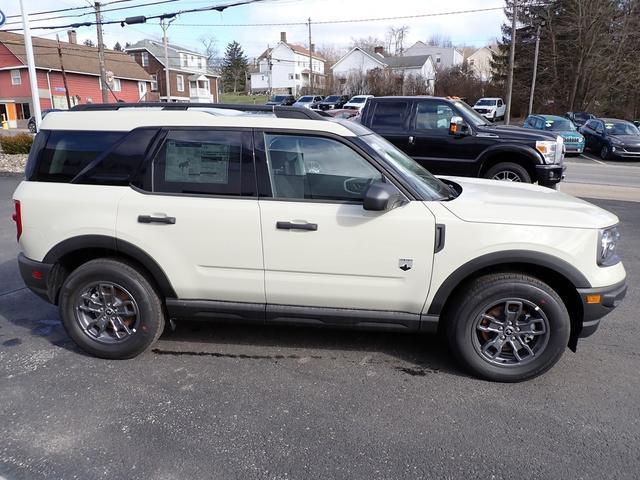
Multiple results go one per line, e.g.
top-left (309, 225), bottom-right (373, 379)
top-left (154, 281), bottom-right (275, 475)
top-left (580, 118), bottom-right (640, 160)
top-left (293, 95), bottom-right (323, 109)
top-left (564, 111), bottom-right (595, 127)
top-left (265, 95), bottom-right (296, 106)
top-left (359, 96), bottom-right (565, 186)
top-left (317, 95), bottom-right (350, 110)
top-left (326, 108), bottom-right (359, 119)
top-left (343, 95), bottom-right (373, 111)
top-left (27, 108), bottom-right (62, 133)
top-left (12, 102), bottom-right (626, 382)
top-left (633, 120), bottom-right (639, 128)
top-left (472, 97), bottom-right (505, 122)
top-left (524, 114), bottom-right (585, 155)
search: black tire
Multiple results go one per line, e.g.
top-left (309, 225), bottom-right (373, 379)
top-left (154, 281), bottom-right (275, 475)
top-left (446, 273), bottom-right (570, 382)
top-left (484, 162), bottom-right (532, 183)
top-left (600, 145), bottom-right (610, 160)
top-left (58, 258), bottom-right (165, 359)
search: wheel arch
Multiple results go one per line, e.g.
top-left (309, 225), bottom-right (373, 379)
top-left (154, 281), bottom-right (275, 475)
top-left (43, 235), bottom-right (177, 304)
top-left (428, 251), bottom-right (589, 351)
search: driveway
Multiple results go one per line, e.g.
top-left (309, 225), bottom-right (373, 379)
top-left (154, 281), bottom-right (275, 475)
top-left (1, 175), bottom-right (638, 479)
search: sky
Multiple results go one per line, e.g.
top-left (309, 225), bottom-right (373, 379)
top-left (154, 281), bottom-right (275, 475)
top-left (1, 0), bottom-right (506, 59)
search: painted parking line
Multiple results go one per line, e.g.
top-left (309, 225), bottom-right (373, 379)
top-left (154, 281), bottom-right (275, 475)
top-left (578, 153), bottom-right (607, 165)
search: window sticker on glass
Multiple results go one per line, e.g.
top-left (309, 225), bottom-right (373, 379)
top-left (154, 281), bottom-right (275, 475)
top-left (164, 140), bottom-right (230, 184)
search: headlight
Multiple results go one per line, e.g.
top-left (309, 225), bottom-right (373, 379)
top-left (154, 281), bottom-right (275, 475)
top-left (536, 140), bottom-right (559, 163)
top-left (597, 225), bottom-right (621, 266)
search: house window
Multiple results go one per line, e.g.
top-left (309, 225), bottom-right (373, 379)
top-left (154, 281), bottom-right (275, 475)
top-left (100, 77), bottom-right (121, 91)
top-left (16, 103), bottom-right (31, 120)
top-left (436, 55), bottom-right (441, 64)
top-left (288, 73), bottom-right (294, 80)
top-left (295, 73), bottom-right (300, 80)
top-left (198, 57), bottom-right (203, 70)
top-left (177, 75), bottom-right (184, 92)
top-left (141, 52), bottom-right (149, 67)
top-left (190, 80), bottom-right (197, 90)
top-left (469, 59), bottom-right (475, 66)
top-left (150, 74), bottom-right (158, 91)
top-left (11, 69), bottom-right (21, 85)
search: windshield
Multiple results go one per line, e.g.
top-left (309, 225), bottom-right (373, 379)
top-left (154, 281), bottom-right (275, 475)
top-left (454, 100), bottom-right (490, 126)
top-left (270, 95), bottom-right (286, 102)
top-left (298, 96), bottom-right (313, 102)
top-left (605, 121), bottom-right (640, 136)
top-left (545, 119), bottom-right (576, 131)
top-left (475, 99), bottom-right (497, 106)
top-left (358, 134), bottom-right (451, 200)
top-left (325, 96), bottom-right (340, 101)
top-left (349, 97), bottom-right (367, 103)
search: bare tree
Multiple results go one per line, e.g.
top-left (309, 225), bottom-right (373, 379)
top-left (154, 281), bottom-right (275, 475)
top-left (200, 34), bottom-right (220, 72)
top-left (350, 36), bottom-right (385, 52)
top-left (427, 34), bottom-right (453, 48)
top-left (385, 25), bottom-right (410, 56)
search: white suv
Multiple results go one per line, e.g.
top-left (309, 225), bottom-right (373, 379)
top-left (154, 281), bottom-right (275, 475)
top-left (473, 97), bottom-right (506, 121)
top-left (12, 103), bottom-right (627, 382)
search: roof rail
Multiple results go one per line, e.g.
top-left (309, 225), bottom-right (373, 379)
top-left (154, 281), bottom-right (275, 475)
top-left (70, 102), bottom-right (326, 120)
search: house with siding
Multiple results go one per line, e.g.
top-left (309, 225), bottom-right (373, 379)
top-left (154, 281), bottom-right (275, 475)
top-left (403, 41), bottom-right (464, 69)
top-left (0, 30), bottom-right (151, 129)
top-left (126, 39), bottom-right (219, 103)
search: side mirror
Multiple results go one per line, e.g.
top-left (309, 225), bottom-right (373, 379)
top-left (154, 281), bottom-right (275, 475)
top-left (363, 181), bottom-right (404, 212)
top-left (449, 116), bottom-right (468, 136)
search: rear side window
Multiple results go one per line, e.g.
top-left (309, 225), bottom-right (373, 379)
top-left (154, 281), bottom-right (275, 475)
top-left (34, 130), bottom-right (125, 182)
top-left (370, 101), bottom-right (408, 132)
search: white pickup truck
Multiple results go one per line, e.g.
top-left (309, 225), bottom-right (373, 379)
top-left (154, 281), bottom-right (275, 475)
top-left (473, 97), bottom-right (506, 122)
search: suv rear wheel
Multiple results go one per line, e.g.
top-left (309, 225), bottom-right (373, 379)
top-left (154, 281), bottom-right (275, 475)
top-left (446, 273), bottom-right (570, 382)
top-left (58, 258), bottom-right (165, 359)
top-left (484, 162), bottom-right (532, 183)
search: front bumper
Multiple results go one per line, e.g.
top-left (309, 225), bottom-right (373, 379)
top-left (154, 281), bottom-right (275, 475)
top-left (565, 144), bottom-right (584, 153)
top-left (535, 164), bottom-right (565, 187)
top-left (18, 253), bottom-right (55, 303)
top-left (577, 279), bottom-right (627, 337)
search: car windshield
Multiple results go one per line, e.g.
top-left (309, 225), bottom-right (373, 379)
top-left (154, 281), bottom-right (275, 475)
top-left (475, 99), bottom-right (497, 106)
top-left (605, 121), bottom-right (640, 136)
top-left (270, 96), bottom-right (286, 102)
top-left (575, 112), bottom-right (590, 121)
top-left (454, 100), bottom-right (491, 126)
top-left (544, 119), bottom-right (576, 131)
top-left (325, 96), bottom-right (340, 101)
top-left (358, 134), bottom-right (451, 200)
top-left (349, 97), bottom-right (367, 103)
top-left (298, 96), bottom-right (313, 102)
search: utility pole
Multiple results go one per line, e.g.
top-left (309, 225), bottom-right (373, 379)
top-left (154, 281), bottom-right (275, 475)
top-left (56, 35), bottom-right (72, 109)
top-left (160, 17), bottom-right (175, 102)
top-left (505, 0), bottom-right (517, 125)
top-left (307, 17), bottom-right (313, 93)
top-left (94, 2), bottom-right (109, 103)
top-left (528, 22), bottom-right (543, 116)
top-left (19, 0), bottom-right (43, 131)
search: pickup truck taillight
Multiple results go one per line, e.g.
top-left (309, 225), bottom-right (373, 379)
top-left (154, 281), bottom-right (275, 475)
top-left (12, 200), bottom-right (22, 241)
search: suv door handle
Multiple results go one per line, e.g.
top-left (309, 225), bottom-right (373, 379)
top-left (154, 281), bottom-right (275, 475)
top-left (276, 221), bottom-right (318, 231)
top-left (408, 135), bottom-right (415, 145)
top-left (138, 215), bottom-right (176, 224)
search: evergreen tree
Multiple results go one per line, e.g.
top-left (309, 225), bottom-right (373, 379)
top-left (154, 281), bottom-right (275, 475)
top-left (83, 39), bottom-right (95, 47)
top-left (221, 41), bottom-right (248, 93)
top-left (113, 41), bottom-right (123, 52)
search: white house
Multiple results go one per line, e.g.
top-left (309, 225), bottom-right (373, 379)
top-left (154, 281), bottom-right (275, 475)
top-left (465, 46), bottom-right (496, 81)
top-left (331, 47), bottom-right (436, 94)
top-left (404, 41), bottom-right (464, 69)
top-left (250, 32), bottom-right (325, 95)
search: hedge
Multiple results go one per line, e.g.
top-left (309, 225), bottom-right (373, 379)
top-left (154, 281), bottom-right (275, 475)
top-left (0, 133), bottom-right (34, 155)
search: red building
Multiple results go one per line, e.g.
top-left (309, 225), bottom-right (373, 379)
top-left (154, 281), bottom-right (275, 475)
top-left (0, 30), bottom-right (151, 129)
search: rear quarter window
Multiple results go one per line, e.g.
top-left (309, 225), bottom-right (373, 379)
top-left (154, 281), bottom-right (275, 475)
top-left (370, 101), bottom-right (408, 132)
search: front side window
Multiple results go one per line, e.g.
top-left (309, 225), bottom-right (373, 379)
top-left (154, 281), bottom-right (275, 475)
top-left (414, 101), bottom-right (454, 133)
top-left (153, 130), bottom-right (243, 195)
top-left (370, 101), bottom-right (408, 132)
top-left (150, 75), bottom-right (158, 91)
top-left (141, 52), bottom-right (149, 67)
top-left (176, 75), bottom-right (184, 92)
top-left (263, 134), bottom-right (382, 201)
top-left (11, 69), bottom-right (21, 85)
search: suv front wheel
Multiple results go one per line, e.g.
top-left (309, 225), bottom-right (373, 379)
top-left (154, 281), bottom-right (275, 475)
top-left (58, 258), bottom-right (165, 359)
top-left (446, 273), bottom-right (570, 382)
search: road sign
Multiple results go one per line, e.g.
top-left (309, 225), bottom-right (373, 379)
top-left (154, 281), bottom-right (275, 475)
top-left (0, 10), bottom-right (6, 28)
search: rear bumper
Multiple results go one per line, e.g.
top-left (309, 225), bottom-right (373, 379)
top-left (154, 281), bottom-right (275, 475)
top-left (577, 279), bottom-right (627, 337)
top-left (17, 253), bottom-right (54, 303)
top-left (535, 164), bottom-right (565, 187)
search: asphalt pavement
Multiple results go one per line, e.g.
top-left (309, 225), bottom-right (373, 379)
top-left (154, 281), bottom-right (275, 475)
top-left (1, 174), bottom-right (639, 480)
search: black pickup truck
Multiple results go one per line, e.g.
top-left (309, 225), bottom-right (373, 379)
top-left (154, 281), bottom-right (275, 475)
top-left (359, 96), bottom-right (565, 186)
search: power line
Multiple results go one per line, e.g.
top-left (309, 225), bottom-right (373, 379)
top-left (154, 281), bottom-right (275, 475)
top-left (4, 0), bottom-right (144, 20)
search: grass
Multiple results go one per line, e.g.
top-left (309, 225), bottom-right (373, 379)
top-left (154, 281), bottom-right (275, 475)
top-left (219, 93), bottom-right (267, 105)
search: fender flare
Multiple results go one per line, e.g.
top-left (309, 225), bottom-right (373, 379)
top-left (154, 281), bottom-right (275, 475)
top-left (43, 234), bottom-right (177, 298)
top-left (426, 250), bottom-right (591, 316)
top-left (477, 144), bottom-right (543, 172)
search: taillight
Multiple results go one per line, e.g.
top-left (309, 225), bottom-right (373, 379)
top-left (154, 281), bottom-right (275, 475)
top-left (12, 200), bottom-right (22, 242)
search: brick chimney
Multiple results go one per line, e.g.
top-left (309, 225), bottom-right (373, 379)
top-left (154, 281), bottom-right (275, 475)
top-left (374, 46), bottom-right (384, 55)
top-left (67, 30), bottom-right (77, 44)
top-left (280, 32), bottom-right (287, 43)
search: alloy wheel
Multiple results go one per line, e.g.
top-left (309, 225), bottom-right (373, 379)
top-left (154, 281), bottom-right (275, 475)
top-left (491, 170), bottom-right (522, 182)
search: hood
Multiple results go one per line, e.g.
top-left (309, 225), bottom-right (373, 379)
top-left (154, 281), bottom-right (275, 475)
top-left (439, 176), bottom-right (618, 229)
top-left (476, 124), bottom-right (557, 142)
top-left (610, 135), bottom-right (640, 146)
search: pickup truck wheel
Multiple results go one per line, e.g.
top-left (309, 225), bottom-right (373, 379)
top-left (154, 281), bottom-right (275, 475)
top-left (484, 162), bottom-right (532, 183)
top-left (446, 273), bottom-right (570, 382)
top-left (58, 258), bottom-right (165, 359)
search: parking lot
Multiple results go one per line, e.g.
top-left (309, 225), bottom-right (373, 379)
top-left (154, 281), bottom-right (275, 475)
top-left (1, 173), bottom-right (639, 479)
